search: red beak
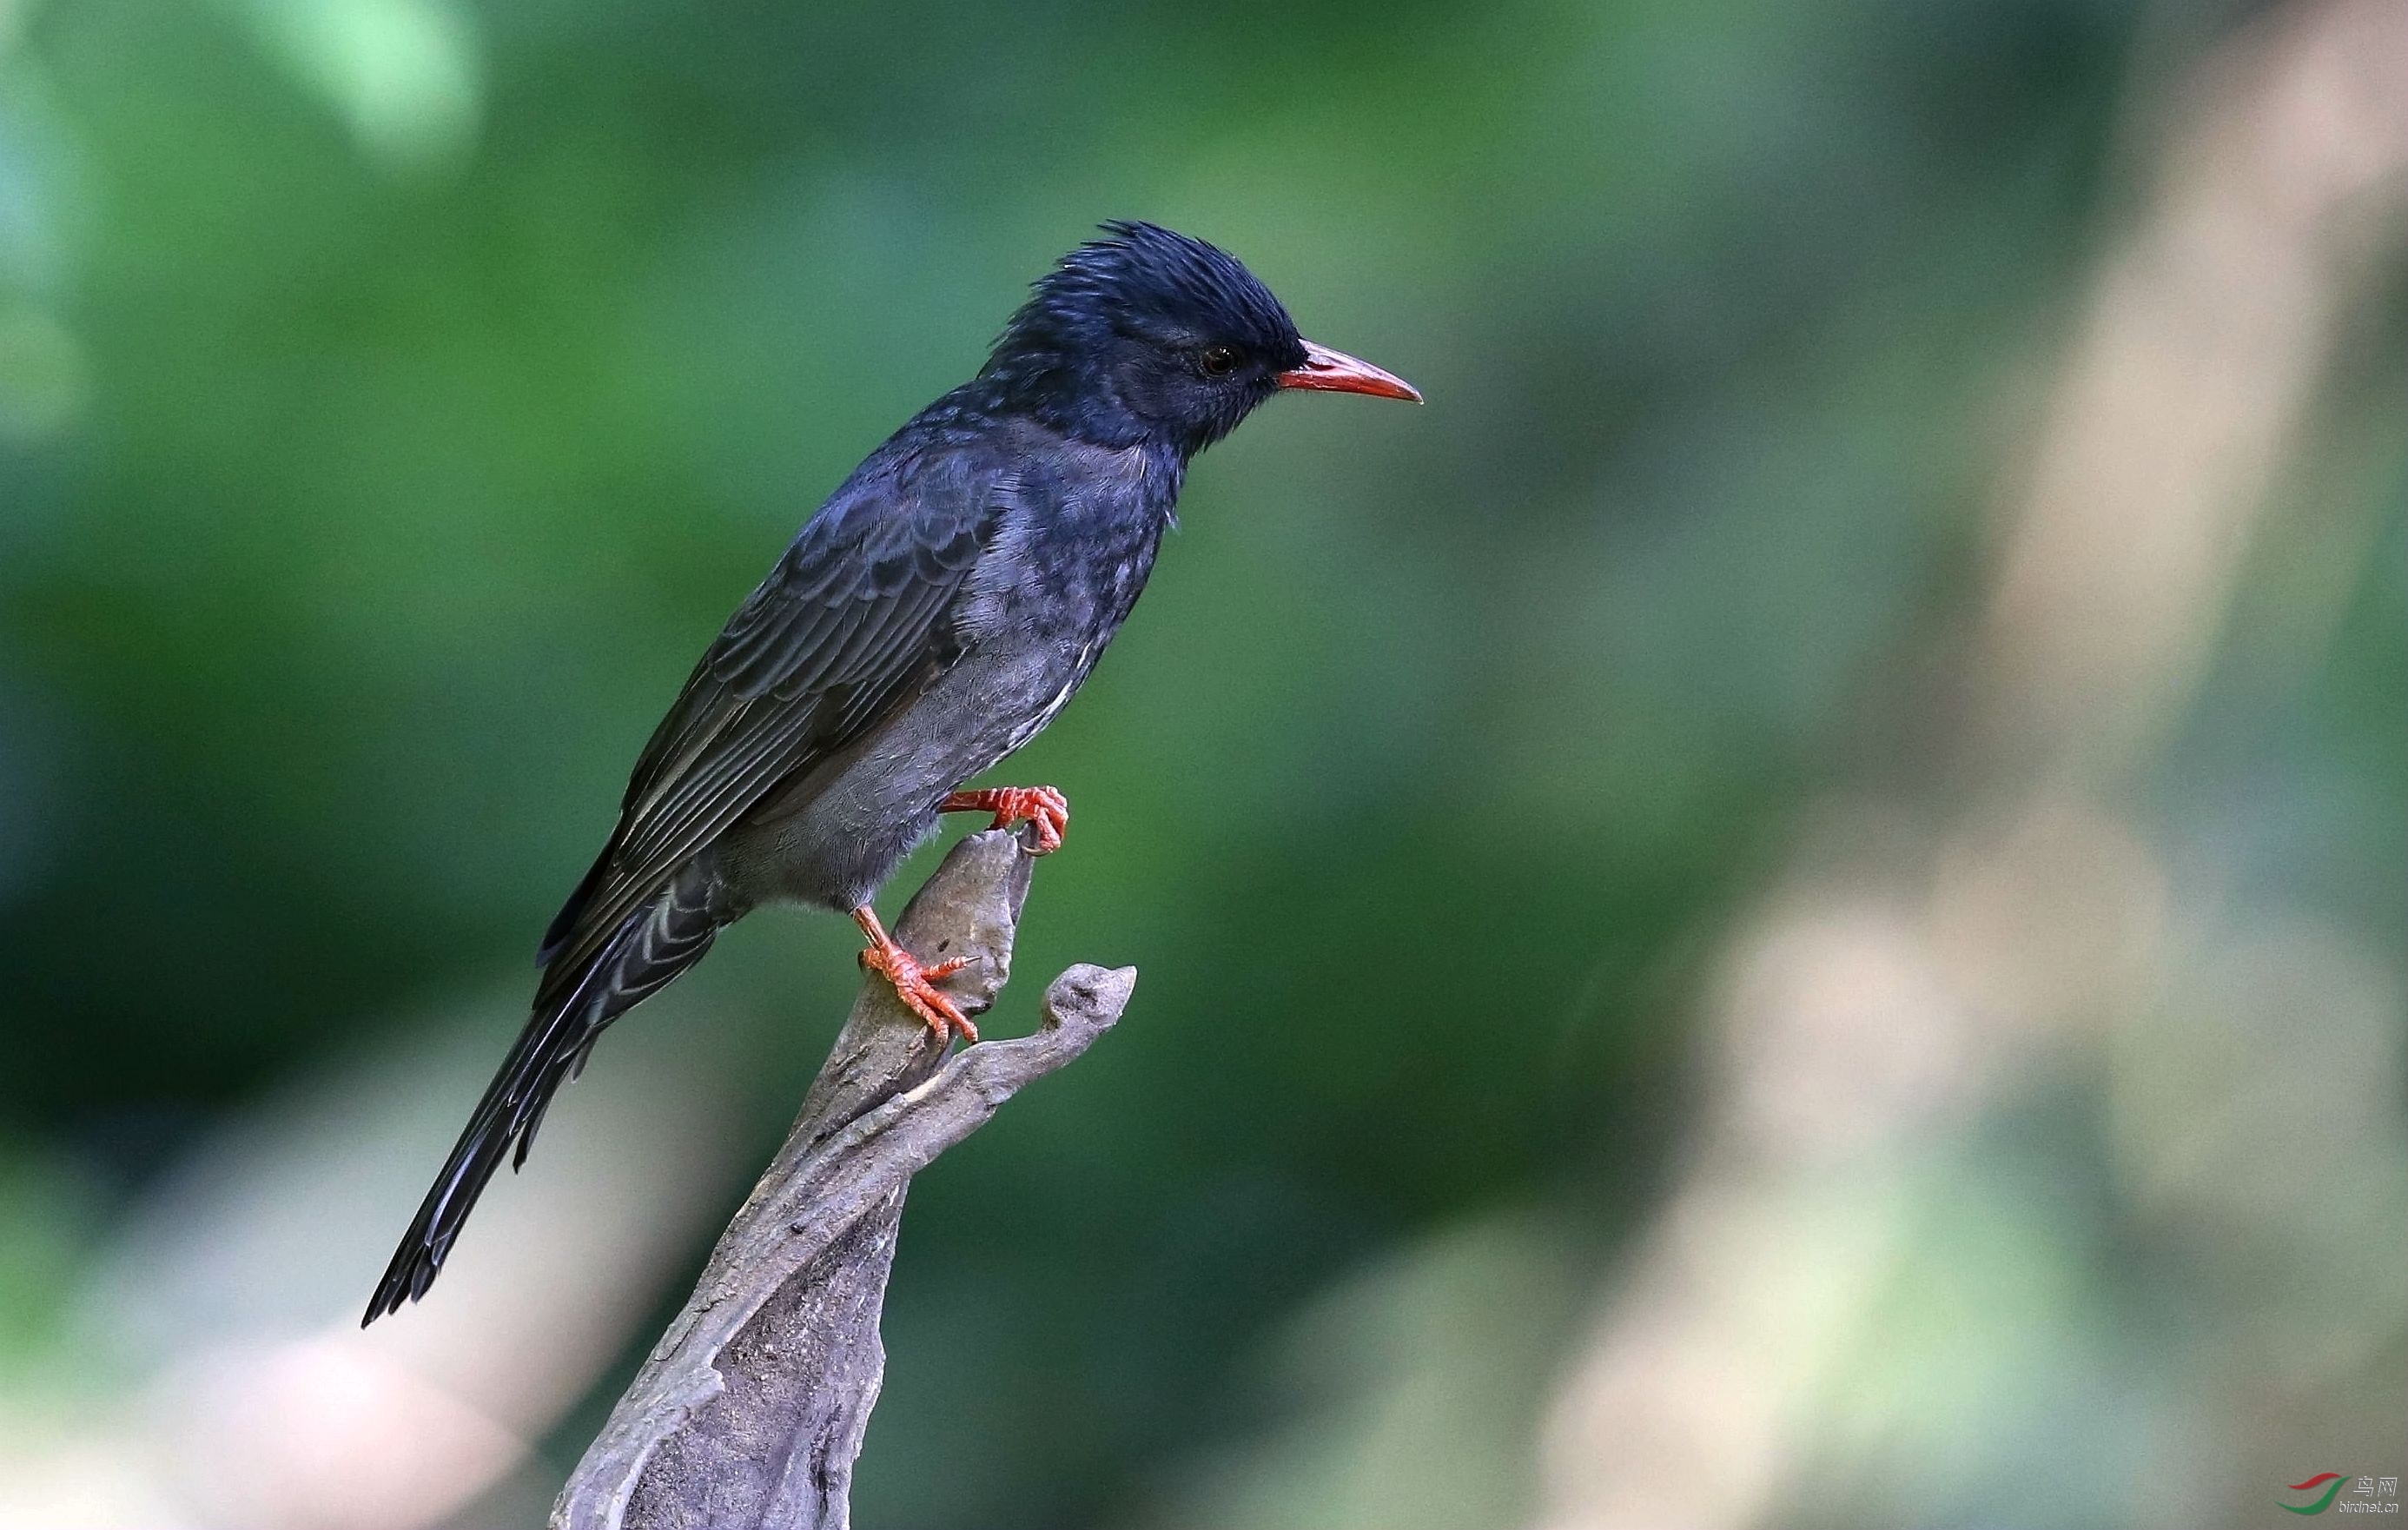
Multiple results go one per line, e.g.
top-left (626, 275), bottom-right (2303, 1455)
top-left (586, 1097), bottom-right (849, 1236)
top-left (1276, 339), bottom-right (1422, 402)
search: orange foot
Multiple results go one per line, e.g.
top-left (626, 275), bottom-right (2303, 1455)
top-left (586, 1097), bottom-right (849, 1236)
top-left (852, 906), bottom-right (977, 1043)
top-left (941, 785), bottom-right (1069, 854)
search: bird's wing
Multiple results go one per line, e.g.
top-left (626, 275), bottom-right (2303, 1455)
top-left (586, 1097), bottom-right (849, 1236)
top-left (538, 447), bottom-right (1006, 987)
top-left (367, 452), bottom-right (1006, 1324)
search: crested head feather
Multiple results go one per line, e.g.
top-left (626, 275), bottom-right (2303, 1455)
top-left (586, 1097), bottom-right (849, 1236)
top-left (991, 221), bottom-right (1300, 361)
top-left (976, 222), bottom-right (1308, 455)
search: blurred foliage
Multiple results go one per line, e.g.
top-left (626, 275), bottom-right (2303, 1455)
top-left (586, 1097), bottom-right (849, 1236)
top-left (0, 0), bottom-right (2398, 1525)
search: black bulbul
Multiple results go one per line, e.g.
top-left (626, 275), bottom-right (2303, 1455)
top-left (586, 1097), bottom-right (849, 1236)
top-left (365, 221), bottom-right (1419, 1324)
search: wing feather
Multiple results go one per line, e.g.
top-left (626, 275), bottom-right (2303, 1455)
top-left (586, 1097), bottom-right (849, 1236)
top-left (539, 449), bottom-right (1010, 990)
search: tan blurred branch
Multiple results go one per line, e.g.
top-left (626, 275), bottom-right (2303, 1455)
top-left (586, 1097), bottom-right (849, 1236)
top-left (551, 828), bottom-right (1137, 1530)
top-left (1533, 2), bottom-right (2407, 1527)
top-left (1976, 0), bottom-right (2408, 778)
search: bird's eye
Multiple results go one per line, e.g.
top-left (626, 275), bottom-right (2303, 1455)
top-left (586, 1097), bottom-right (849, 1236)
top-left (1199, 345), bottom-right (1240, 378)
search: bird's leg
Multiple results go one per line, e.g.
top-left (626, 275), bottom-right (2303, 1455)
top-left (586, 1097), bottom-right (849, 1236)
top-left (852, 905), bottom-right (978, 1043)
top-left (940, 785), bottom-right (1069, 854)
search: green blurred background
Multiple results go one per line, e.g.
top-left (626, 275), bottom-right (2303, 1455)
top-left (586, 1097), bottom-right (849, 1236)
top-left (1, 0), bottom-right (2400, 1525)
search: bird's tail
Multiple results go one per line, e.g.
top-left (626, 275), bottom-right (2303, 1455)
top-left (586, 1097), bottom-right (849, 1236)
top-left (361, 864), bottom-right (731, 1325)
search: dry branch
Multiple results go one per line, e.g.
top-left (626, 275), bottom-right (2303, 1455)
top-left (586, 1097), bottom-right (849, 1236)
top-left (552, 827), bottom-right (1136, 1530)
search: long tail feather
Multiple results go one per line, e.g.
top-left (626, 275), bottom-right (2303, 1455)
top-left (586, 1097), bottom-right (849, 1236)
top-left (363, 864), bottom-right (730, 1325)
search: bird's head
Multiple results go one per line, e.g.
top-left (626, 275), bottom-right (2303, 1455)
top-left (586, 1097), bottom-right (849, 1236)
top-left (982, 221), bottom-right (1419, 458)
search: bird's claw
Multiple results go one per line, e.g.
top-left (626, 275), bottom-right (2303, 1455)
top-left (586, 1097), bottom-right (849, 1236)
top-left (942, 785), bottom-right (1069, 854)
top-left (859, 941), bottom-right (979, 1043)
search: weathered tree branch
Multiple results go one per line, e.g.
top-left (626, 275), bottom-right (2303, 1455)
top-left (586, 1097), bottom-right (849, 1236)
top-left (552, 827), bottom-right (1136, 1530)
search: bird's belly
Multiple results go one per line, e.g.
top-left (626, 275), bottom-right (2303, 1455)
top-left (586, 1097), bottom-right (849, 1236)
top-left (718, 639), bottom-right (1090, 912)
top-left (997, 636), bottom-right (1093, 756)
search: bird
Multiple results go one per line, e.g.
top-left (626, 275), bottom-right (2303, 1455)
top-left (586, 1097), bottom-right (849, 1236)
top-left (363, 220), bottom-right (1419, 1325)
